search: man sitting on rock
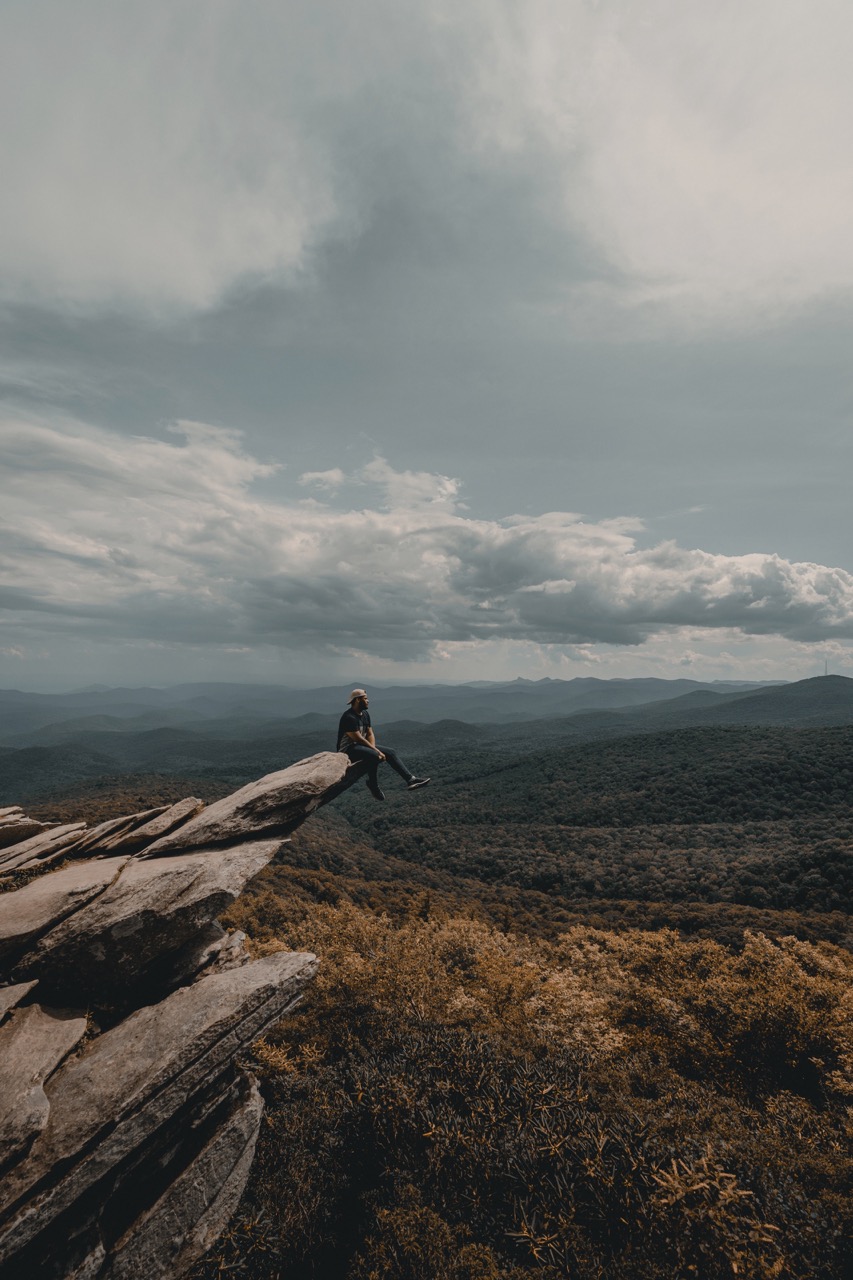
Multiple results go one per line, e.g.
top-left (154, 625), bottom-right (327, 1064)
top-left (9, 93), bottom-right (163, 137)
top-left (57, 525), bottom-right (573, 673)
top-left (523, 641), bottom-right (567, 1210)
top-left (337, 688), bottom-right (430, 801)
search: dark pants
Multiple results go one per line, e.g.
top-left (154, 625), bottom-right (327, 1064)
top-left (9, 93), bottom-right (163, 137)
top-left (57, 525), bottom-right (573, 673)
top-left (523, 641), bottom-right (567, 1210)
top-left (344, 743), bottom-right (412, 788)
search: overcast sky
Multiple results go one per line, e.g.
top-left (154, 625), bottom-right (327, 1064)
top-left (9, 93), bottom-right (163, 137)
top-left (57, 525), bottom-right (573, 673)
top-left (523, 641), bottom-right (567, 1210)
top-left (2, 0), bottom-right (852, 691)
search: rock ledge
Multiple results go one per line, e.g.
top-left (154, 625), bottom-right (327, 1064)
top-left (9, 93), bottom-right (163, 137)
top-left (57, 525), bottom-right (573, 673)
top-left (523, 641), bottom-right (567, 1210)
top-left (0, 752), bottom-right (364, 1278)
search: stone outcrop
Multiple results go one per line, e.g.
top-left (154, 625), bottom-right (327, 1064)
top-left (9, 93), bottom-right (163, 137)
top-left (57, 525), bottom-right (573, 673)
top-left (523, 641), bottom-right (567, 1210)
top-left (0, 823), bottom-right (88, 874)
top-left (0, 751), bottom-right (365, 1279)
top-left (144, 751), bottom-right (355, 854)
top-left (0, 807), bottom-right (56, 850)
top-left (0, 858), bottom-right (129, 964)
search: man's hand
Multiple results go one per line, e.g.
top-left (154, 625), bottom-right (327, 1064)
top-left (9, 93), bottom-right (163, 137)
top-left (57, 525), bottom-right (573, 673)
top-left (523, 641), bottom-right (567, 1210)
top-left (347, 730), bottom-right (383, 758)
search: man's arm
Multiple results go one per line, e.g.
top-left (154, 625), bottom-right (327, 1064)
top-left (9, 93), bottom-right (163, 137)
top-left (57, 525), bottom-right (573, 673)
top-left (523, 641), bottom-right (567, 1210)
top-left (345, 724), bottom-right (384, 759)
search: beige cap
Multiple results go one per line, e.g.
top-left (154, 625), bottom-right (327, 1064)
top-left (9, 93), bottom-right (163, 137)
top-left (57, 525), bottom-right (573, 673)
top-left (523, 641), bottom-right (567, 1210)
top-left (348, 688), bottom-right (368, 703)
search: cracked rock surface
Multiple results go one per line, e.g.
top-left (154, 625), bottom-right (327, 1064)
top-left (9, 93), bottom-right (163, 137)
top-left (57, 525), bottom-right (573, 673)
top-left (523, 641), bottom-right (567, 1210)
top-left (0, 751), bottom-right (363, 1278)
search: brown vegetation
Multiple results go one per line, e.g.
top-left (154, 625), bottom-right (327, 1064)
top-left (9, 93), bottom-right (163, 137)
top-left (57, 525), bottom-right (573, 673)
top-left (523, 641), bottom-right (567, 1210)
top-left (187, 882), bottom-right (852, 1280)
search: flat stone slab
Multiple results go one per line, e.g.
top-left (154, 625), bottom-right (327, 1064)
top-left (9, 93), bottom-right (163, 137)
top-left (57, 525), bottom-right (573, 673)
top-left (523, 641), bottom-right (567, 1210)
top-left (0, 825), bottom-right (88, 873)
top-left (0, 858), bottom-right (128, 966)
top-left (0, 951), bottom-right (318, 1259)
top-left (90, 797), bottom-right (206, 856)
top-left (144, 752), bottom-right (355, 854)
top-left (18, 842), bottom-right (283, 998)
top-left (0, 1004), bottom-right (87, 1167)
top-left (68, 807), bottom-right (169, 859)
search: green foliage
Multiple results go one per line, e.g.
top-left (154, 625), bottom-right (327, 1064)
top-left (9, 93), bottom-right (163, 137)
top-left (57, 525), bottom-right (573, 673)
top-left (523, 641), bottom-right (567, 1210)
top-left (339, 728), bottom-right (853, 919)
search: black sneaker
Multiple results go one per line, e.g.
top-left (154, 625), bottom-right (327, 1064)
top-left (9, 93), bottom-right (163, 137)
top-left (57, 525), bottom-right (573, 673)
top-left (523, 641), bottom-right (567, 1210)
top-left (367, 782), bottom-right (386, 801)
top-left (407, 777), bottom-right (431, 790)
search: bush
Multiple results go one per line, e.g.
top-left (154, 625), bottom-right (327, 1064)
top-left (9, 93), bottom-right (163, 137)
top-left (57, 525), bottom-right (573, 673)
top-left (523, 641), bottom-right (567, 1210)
top-left (191, 906), bottom-right (852, 1280)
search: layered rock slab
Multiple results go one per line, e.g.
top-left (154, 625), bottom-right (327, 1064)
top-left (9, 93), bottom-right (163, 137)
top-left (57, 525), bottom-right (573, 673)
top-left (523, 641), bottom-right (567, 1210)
top-left (70, 799), bottom-right (205, 859)
top-left (0, 748), bottom-right (362, 1277)
top-left (0, 809), bottom-right (53, 850)
top-left (145, 751), bottom-right (359, 854)
top-left (0, 1004), bottom-right (87, 1167)
top-left (102, 1071), bottom-right (263, 1280)
top-left (68, 807), bottom-right (169, 859)
top-left (0, 858), bottom-right (128, 965)
top-left (17, 841), bottom-right (282, 1002)
top-left (0, 952), bottom-right (317, 1275)
top-left (0, 823), bottom-right (88, 874)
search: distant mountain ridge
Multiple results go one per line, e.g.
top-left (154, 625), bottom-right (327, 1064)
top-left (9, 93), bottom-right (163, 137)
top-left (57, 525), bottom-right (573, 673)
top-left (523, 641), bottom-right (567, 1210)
top-left (1, 675), bottom-right (852, 806)
top-left (0, 675), bottom-right (782, 739)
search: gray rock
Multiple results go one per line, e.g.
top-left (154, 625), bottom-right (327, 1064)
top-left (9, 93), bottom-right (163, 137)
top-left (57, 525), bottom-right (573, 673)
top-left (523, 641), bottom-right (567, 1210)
top-left (0, 1004), bottom-right (87, 1167)
top-left (89, 797), bottom-right (206, 856)
top-left (0, 858), bottom-right (128, 964)
top-left (4, 845), bottom-right (86, 875)
top-left (144, 751), bottom-right (359, 854)
top-left (0, 981), bottom-right (38, 1023)
top-left (18, 841), bottom-right (283, 1000)
top-left (208, 929), bottom-right (251, 974)
top-left (0, 751), bottom-right (343, 1277)
top-left (68, 807), bottom-right (169, 859)
top-left (102, 1072), bottom-right (263, 1280)
top-left (0, 811), bottom-right (52, 851)
top-left (163, 925), bottom-right (251, 989)
top-left (160, 922), bottom-right (228, 987)
top-left (0, 952), bottom-right (317, 1262)
top-left (0, 824), bottom-right (88, 873)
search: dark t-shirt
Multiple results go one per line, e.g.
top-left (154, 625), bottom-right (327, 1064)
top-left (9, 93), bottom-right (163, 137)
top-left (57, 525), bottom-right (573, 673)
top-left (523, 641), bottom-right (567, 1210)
top-left (337, 707), bottom-right (371, 752)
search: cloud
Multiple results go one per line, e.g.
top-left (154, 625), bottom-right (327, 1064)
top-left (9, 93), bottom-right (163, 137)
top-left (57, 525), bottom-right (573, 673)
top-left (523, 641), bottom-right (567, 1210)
top-left (3, 2), bottom-right (853, 324)
top-left (2, 416), bottom-right (852, 662)
top-left (299, 469), bottom-right (347, 494)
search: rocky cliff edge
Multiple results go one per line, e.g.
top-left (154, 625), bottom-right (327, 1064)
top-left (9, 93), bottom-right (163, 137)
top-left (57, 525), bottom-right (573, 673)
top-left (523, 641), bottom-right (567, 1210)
top-left (0, 751), bottom-right (365, 1279)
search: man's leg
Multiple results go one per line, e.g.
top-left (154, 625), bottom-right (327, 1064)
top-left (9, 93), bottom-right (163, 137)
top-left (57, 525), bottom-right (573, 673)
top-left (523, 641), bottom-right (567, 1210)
top-left (373, 744), bottom-right (412, 782)
top-left (374, 746), bottom-right (430, 789)
top-left (345, 744), bottom-right (383, 790)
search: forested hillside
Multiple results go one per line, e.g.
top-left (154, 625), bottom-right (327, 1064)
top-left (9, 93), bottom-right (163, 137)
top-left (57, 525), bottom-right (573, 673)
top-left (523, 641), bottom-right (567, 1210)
top-left (22, 718), bottom-right (852, 1278)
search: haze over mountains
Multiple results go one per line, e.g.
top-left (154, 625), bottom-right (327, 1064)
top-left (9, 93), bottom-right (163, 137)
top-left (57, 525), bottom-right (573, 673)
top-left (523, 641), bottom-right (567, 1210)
top-left (2, 674), bottom-right (852, 806)
top-left (0, 674), bottom-right (786, 739)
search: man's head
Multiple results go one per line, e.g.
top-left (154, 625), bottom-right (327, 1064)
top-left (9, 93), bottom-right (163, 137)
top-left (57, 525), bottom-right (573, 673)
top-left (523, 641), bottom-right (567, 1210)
top-left (349, 688), bottom-right (368, 709)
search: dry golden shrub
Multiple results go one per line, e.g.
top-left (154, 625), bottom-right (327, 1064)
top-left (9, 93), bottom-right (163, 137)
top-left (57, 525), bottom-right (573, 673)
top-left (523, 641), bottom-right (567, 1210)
top-left (192, 902), bottom-right (852, 1280)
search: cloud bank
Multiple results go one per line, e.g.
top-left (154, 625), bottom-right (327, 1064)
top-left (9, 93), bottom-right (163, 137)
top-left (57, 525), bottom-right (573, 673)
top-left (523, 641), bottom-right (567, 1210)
top-left (2, 417), bottom-right (852, 666)
top-left (3, 1), bottom-right (853, 323)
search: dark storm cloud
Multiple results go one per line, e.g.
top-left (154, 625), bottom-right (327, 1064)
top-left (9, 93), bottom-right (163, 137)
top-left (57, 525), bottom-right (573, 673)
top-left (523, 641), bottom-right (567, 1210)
top-left (2, 3), bottom-right (853, 686)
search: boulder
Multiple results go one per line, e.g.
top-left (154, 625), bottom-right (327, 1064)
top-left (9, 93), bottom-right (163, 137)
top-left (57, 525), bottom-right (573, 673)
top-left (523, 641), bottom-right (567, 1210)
top-left (0, 1004), bottom-right (87, 1167)
top-left (0, 858), bottom-right (128, 965)
top-left (144, 752), bottom-right (360, 855)
top-left (17, 842), bottom-right (282, 1002)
